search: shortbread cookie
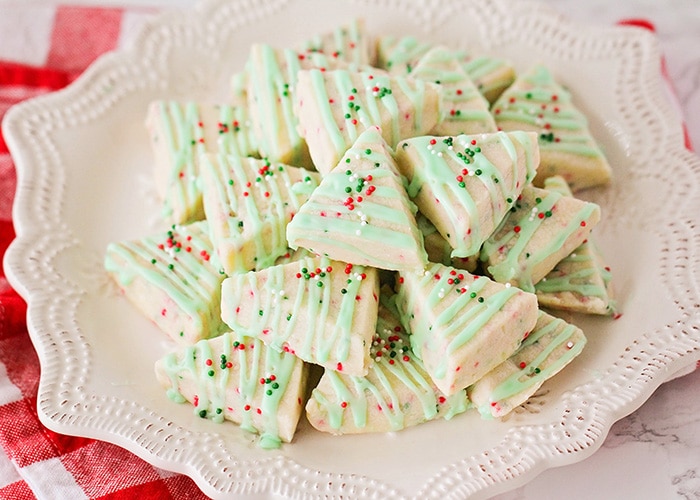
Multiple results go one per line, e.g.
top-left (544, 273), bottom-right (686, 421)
top-left (221, 256), bottom-right (379, 377)
top-left (306, 290), bottom-right (468, 434)
top-left (295, 68), bottom-right (442, 174)
top-left (145, 100), bottom-right (258, 224)
top-left (230, 70), bottom-right (248, 107)
top-left (480, 184), bottom-right (601, 292)
top-left (454, 50), bottom-right (515, 104)
top-left (287, 126), bottom-right (428, 272)
top-left (417, 213), bottom-right (478, 272)
top-left (246, 43), bottom-right (345, 169)
top-left (395, 131), bottom-right (539, 258)
top-left (468, 311), bottom-right (586, 419)
top-left (492, 64), bottom-right (612, 191)
top-left (299, 18), bottom-right (374, 67)
top-left (375, 35), bottom-right (432, 75)
top-left (199, 154), bottom-right (320, 275)
top-left (155, 330), bottom-right (308, 448)
top-left (376, 35), bottom-right (514, 103)
top-left (410, 46), bottom-right (496, 136)
top-left (534, 176), bottom-right (616, 315)
top-left (104, 221), bottom-right (226, 345)
top-left (395, 263), bottom-right (538, 395)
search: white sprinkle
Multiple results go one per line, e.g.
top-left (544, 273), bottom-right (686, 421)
top-left (437, 152), bottom-right (443, 157)
top-left (505, 282), bottom-right (511, 288)
top-left (571, 253), bottom-right (577, 258)
top-left (566, 341), bottom-right (575, 349)
top-left (355, 229), bottom-right (362, 236)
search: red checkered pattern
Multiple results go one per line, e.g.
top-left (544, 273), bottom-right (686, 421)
top-left (0, 5), bottom-right (695, 499)
top-left (0, 5), bottom-right (208, 498)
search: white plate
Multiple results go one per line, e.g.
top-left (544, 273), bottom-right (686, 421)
top-left (3, 0), bottom-right (700, 498)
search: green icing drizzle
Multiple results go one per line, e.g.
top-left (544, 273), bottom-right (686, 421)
top-left (480, 187), bottom-right (599, 292)
top-left (493, 65), bottom-right (604, 158)
top-left (200, 154), bottom-right (319, 274)
top-left (286, 128), bottom-right (427, 271)
top-left (159, 331), bottom-right (302, 448)
top-left (104, 221), bottom-right (224, 342)
top-left (481, 316), bottom-right (586, 414)
top-left (401, 131), bottom-right (536, 257)
top-left (223, 256), bottom-right (372, 369)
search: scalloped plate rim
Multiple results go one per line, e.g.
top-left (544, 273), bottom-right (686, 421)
top-left (2, 0), bottom-right (700, 498)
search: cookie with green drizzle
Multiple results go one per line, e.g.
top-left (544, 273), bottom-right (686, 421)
top-left (492, 64), bottom-right (612, 191)
top-left (145, 100), bottom-right (259, 224)
top-left (306, 288), bottom-right (468, 434)
top-left (104, 221), bottom-right (227, 345)
top-left (286, 126), bottom-right (428, 272)
top-left (395, 262), bottom-right (539, 396)
top-left (395, 131), bottom-right (539, 258)
top-left (155, 330), bottom-right (309, 449)
top-left (453, 49), bottom-right (515, 105)
top-left (375, 35), bottom-right (515, 104)
top-left (246, 43), bottom-right (347, 170)
top-left (480, 183), bottom-right (601, 293)
top-left (221, 255), bottom-right (379, 377)
top-left (298, 18), bottom-right (375, 67)
top-left (294, 68), bottom-right (442, 174)
top-left (534, 176), bottom-right (617, 315)
top-left (375, 35), bottom-right (432, 76)
top-left (411, 46), bottom-right (496, 136)
top-left (199, 154), bottom-right (320, 275)
top-left (468, 310), bottom-right (586, 419)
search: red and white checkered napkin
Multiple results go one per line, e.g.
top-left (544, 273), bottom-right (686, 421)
top-left (0, 6), bottom-right (209, 498)
top-left (0, 6), bottom-right (696, 499)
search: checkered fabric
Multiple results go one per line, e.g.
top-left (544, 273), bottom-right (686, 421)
top-left (0, 5), bottom-right (208, 499)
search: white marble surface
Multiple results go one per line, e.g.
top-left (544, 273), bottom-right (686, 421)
top-left (1, 1), bottom-right (698, 498)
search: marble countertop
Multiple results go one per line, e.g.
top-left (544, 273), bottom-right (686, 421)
top-left (1, 1), bottom-right (698, 498)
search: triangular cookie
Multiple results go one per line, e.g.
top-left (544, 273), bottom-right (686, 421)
top-left (145, 100), bottom-right (258, 224)
top-left (104, 221), bottom-right (226, 345)
top-left (534, 176), bottom-right (617, 315)
top-left (298, 18), bottom-right (374, 67)
top-left (480, 183), bottom-right (601, 292)
top-left (155, 330), bottom-right (308, 448)
top-left (395, 263), bottom-right (539, 395)
top-left (294, 68), bottom-right (442, 174)
top-left (411, 46), bottom-right (496, 136)
top-left (221, 255), bottom-right (379, 377)
top-left (246, 43), bottom-right (346, 169)
top-left (375, 35), bottom-right (432, 75)
top-left (199, 154), bottom-right (320, 275)
top-left (492, 64), bottom-right (612, 191)
top-left (395, 131), bottom-right (539, 258)
top-left (286, 126), bottom-right (428, 272)
top-left (454, 49), bottom-right (515, 104)
top-left (306, 288), bottom-right (468, 434)
top-left (468, 311), bottom-right (586, 419)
